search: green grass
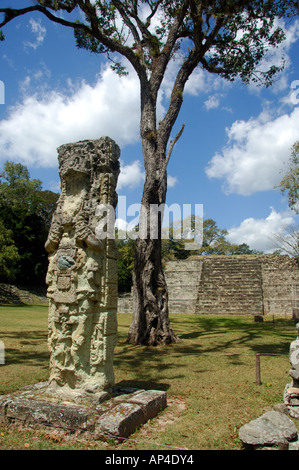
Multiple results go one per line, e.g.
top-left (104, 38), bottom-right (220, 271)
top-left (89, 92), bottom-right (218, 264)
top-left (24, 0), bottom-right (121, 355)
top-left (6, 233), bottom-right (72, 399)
top-left (0, 305), bottom-right (297, 450)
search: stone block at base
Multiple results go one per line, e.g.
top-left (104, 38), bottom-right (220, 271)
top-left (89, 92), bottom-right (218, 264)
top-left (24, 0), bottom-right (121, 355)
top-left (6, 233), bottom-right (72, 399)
top-left (97, 389), bottom-right (167, 437)
top-left (0, 382), bottom-right (167, 440)
top-left (97, 402), bottom-right (145, 438)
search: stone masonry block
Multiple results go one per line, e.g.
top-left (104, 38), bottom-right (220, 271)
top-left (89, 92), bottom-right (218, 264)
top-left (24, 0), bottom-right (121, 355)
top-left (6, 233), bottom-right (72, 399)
top-left (97, 402), bottom-right (145, 438)
top-left (126, 390), bottom-right (167, 420)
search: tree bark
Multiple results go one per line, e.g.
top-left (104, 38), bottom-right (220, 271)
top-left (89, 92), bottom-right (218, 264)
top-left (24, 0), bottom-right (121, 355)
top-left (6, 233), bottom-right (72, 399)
top-left (127, 165), bottom-right (180, 346)
top-left (127, 85), bottom-right (180, 345)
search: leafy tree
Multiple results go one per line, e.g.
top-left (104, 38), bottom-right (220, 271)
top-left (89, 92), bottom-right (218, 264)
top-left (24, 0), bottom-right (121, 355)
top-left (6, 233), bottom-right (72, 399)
top-left (162, 217), bottom-right (261, 257)
top-left (0, 219), bottom-right (20, 282)
top-left (0, 161), bottom-right (43, 215)
top-left (0, 161), bottom-right (59, 285)
top-left (199, 218), bottom-right (228, 254)
top-left (162, 237), bottom-right (189, 260)
top-left (277, 141), bottom-right (299, 214)
top-left (228, 242), bottom-right (262, 255)
top-left (0, 1), bottom-right (297, 345)
top-left (272, 224), bottom-right (299, 258)
top-left (198, 219), bottom-right (262, 254)
top-left (38, 189), bottom-right (61, 232)
top-left (161, 216), bottom-right (199, 260)
top-left (116, 232), bottom-right (136, 293)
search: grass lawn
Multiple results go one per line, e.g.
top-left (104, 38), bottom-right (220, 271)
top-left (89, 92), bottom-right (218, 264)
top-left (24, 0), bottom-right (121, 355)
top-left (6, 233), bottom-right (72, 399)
top-left (0, 304), bottom-right (297, 450)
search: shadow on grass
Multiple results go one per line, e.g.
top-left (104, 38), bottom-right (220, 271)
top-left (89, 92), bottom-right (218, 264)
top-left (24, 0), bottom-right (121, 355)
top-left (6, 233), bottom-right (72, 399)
top-left (0, 302), bottom-right (25, 307)
top-left (4, 348), bottom-right (49, 369)
top-left (3, 330), bottom-right (49, 368)
top-left (172, 315), bottom-right (294, 355)
top-left (115, 379), bottom-right (170, 392)
top-left (114, 315), bottom-right (295, 383)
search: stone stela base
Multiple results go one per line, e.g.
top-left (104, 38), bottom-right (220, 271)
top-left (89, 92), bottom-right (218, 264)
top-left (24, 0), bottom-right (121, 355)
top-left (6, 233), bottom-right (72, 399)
top-left (0, 382), bottom-right (167, 440)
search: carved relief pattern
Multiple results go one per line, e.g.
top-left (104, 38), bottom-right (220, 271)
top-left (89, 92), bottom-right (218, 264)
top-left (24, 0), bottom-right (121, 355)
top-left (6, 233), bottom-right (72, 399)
top-left (45, 137), bottom-right (120, 400)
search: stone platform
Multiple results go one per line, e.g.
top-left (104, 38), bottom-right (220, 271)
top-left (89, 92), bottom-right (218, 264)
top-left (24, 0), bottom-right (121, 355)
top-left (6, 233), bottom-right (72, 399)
top-left (0, 382), bottom-right (167, 440)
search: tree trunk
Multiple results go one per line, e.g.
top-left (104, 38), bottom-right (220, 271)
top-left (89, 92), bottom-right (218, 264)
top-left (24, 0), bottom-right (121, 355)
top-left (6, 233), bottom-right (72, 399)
top-left (127, 148), bottom-right (179, 346)
top-left (127, 82), bottom-right (180, 346)
top-left (128, 239), bottom-right (179, 346)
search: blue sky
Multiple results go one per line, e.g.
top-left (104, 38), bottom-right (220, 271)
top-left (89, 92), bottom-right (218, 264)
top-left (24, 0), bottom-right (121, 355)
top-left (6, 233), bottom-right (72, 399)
top-left (0, 3), bottom-right (299, 253)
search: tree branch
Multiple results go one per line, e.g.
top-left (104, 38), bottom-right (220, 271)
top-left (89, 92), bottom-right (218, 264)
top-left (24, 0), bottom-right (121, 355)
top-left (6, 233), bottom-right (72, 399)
top-left (145, 0), bottom-right (164, 28)
top-left (111, 0), bottom-right (142, 47)
top-left (0, 3), bottom-right (147, 83)
top-left (158, 122), bottom-right (185, 188)
top-left (77, 0), bottom-right (147, 82)
top-left (149, 0), bottom-right (190, 96)
top-left (0, 5), bottom-right (89, 32)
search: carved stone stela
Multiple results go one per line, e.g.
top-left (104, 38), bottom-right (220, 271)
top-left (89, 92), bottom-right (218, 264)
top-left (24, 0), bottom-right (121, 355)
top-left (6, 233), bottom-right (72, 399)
top-left (45, 137), bottom-right (120, 402)
top-left (0, 137), bottom-right (167, 436)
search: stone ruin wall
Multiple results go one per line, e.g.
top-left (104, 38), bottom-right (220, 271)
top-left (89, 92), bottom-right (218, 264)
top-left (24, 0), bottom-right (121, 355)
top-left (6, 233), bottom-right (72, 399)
top-left (261, 255), bottom-right (299, 316)
top-left (118, 255), bottom-right (299, 316)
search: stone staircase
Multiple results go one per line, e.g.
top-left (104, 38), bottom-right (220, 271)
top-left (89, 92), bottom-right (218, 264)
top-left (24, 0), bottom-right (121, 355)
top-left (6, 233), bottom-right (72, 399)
top-left (117, 255), bottom-right (299, 316)
top-left (195, 256), bottom-right (264, 315)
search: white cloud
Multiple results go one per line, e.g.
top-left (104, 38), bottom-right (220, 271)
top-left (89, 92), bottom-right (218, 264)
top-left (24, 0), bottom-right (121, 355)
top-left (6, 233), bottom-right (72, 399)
top-left (0, 65), bottom-right (142, 167)
top-left (204, 95), bottom-right (220, 110)
top-left (227, 207), bottom-right (295, 253)
top-left (117, 160), bottom-right (144, 191)
top-left (116, 160), bottom-right (177, 191)
top-left (24, 19), bottom-right (46, 50)
top-left (19, 63), bottom-right (52, 95)
top-left (167, 175), bottom-right (178, 187)
top-left (205, 106), bottom-right (299, 195)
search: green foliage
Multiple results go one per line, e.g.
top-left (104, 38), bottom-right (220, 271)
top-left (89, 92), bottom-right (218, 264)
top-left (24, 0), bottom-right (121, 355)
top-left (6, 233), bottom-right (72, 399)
top-left (162, 237), bottom-right (189, 261)
top-left (0, 162), bottom-right (43, 213)
top-left (0, 161), bottom-right (59, 286)
top-left (198, 219), bottom-right (262, 255)
top-left (116, 230), bottom-right (136, 293)
top-left (7, 0), bottom-right (292, 86)
top-left (162, 217), bottom-right (261, 258)
top-left (203, 0), bottom-right (288, 86)
top-left (0, 219), bottom-right (20, 282)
